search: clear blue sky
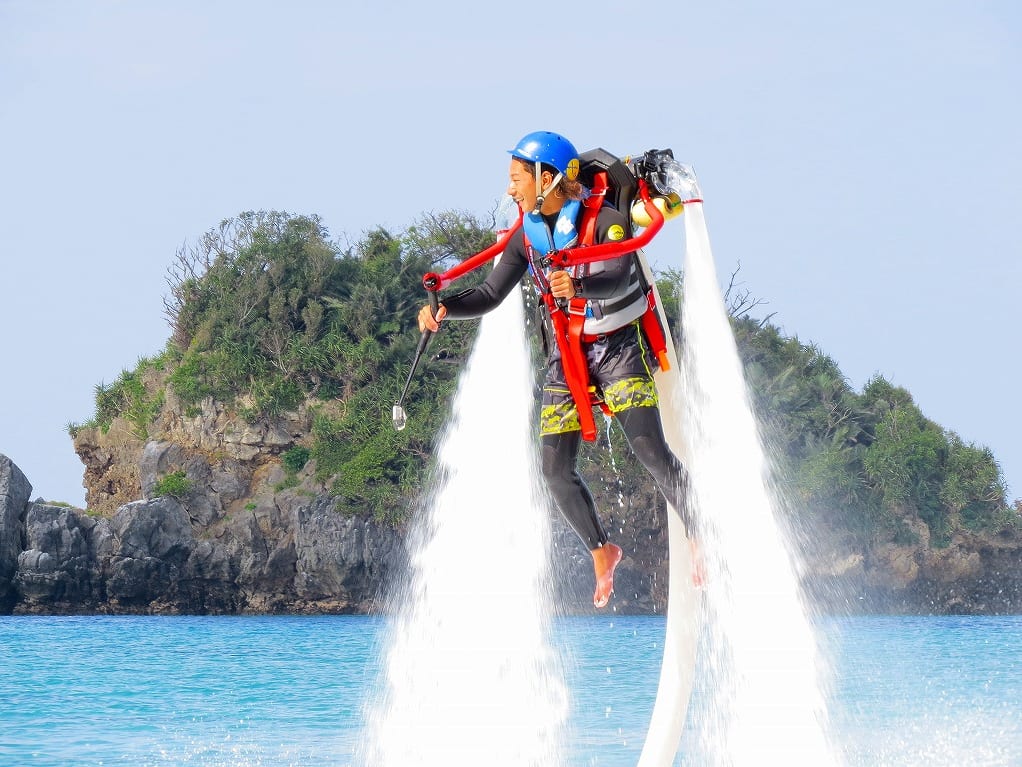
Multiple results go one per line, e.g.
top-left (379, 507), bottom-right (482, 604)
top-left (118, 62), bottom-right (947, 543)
top-left (1, 1), bottom-right (1019, 507)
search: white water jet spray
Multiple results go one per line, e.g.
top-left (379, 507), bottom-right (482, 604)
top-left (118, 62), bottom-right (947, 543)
top-left (360, 207), bottom-right (568, 767)
top-left (678, 203), bottom-right (839, 765)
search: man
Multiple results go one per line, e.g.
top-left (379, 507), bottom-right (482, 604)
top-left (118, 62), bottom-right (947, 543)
top-left (418, 131), bottom-right (697, 608)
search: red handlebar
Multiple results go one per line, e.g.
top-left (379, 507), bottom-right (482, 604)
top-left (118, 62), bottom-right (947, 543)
top-left (422, 178), bottom-right (670, 292)
top-left (543, 179), bottom-right (664, 269)
top-left (422, 218), bottom-right (523, 292)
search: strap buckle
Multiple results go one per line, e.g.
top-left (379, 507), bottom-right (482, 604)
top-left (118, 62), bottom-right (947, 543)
top-left (567, 300), bottom-right (588, 317)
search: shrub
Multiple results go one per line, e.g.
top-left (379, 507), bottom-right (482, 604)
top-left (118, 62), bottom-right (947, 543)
top-left (152, 470), bottom-right (192, 499)
top-left (282, 446), bottom-right (311, 474)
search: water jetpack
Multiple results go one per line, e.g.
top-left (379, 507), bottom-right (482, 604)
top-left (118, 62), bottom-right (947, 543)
top-left (419, 148), bottom-right (700, 291)
top-left (393, 148), bottom-right (702, 433)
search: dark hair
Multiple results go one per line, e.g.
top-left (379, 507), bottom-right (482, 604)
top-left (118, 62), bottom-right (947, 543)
top-left (511, 156), bottom-right (583, 200)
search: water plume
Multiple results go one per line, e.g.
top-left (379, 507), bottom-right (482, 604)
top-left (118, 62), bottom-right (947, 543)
top-left (678, 202), bottom-right (838, 765)
top-left (360, 217), bottom-right (568, 766)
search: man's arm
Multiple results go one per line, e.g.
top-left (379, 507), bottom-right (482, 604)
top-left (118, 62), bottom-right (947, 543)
top-left (418, 229), bottom-right (530, 329)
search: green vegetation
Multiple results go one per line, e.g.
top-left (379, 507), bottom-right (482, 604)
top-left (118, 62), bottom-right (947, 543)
top-left (152, 470), bottom-right (192, 499)
top-left (68, 356), bottom-right (166, 440)
top-left (275, 445), bottom-right (311, 492)
top-left (77, 209), bottom-right (1016, 545)
top-left (77, 209), bottom-right (487, 522)
top-left (282, 446), bottom-right (311, 474)
top-left (731, 316), bottom-right (1012, 547)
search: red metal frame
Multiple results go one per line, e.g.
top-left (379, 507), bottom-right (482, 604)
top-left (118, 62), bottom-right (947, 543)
top-left (421, 178), bottom-right (681, 294)
top-left (421, 218), bottom-right (523, 293)
top-left (542, 178), bottom-right (664, 269)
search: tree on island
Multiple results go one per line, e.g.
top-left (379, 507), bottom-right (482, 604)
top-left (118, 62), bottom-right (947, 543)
top-left (71, 210), bottom-right (1019, 550)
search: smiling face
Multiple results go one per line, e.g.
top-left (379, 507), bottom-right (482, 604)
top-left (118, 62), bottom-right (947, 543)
top-left (507, 157), bottom-right (556, 214)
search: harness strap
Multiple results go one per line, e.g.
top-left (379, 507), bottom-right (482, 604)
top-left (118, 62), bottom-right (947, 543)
top-left (545, 293), bottom-right (599, 441)
top-left (579, 170), bottom-right (608, 247)
top-left (529, 168), bottom-right (670, 441)
top-left (565, 296), bottom-right (596, 438)
top-left (550, 180), bottom-right (607, 441)
top-left (641, 290), bottom-right (672, 372)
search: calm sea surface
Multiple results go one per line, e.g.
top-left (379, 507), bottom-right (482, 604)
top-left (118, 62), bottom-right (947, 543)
top-left (1, 614), bottom-right (1020, 766)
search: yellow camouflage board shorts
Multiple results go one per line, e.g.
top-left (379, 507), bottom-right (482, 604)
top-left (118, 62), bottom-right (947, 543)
top-left (539, 321), bottom-right (661, 436)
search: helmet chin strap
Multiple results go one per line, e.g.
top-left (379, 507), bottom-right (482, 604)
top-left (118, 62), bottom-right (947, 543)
top-left (532, 164), bottom-right (563, 214)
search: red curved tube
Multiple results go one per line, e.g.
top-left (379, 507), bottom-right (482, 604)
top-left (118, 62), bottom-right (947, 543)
top-left (421, 177), bottom-right (675, 292)
top-left (422, 218), bottom-right (523, 292)
top-left (543, 179), bottom-right (664, 269)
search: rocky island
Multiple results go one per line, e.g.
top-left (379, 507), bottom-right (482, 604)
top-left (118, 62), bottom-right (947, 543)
top-left (2, 389), bottom-right (1019, 616)
top-left (3, 210), bottom-right (1019, 617)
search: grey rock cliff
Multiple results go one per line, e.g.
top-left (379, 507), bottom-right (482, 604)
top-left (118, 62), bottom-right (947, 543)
top-left (16, 501), bottom-right (110, 606)
top-left (1, 455), bottom-right (32, 611)
top-left (3, 390), bottom-right (1021, 616)
top-left (3, 442), bottom-right (406, 615)
top-left (8, 488), bottom-right (406, 615)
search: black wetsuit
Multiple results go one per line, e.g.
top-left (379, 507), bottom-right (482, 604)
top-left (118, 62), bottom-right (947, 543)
top-left (442, 205), bottom-right (693, 550)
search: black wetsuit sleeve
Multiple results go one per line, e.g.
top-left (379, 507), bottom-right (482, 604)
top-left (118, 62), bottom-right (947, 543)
top-left (441, 229), bottom-right (531, 319)
top-left (575, 206), bottom-right (634, 300)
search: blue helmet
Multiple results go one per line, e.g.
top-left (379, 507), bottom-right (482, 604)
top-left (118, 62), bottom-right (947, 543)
top-left (508, 131), bottom-right (580, 181)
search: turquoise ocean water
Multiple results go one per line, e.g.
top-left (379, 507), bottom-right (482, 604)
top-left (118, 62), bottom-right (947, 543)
top-left (2, 614), bottom-right (1020, 766)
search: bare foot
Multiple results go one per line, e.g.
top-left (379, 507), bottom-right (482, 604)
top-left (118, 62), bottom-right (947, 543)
top-left (591, 542), bottom-right (623, 608)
